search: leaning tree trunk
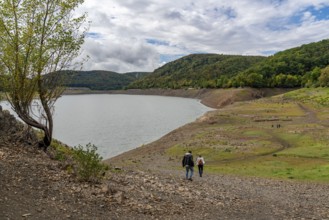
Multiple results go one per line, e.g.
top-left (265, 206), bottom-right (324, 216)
top-left (38, 98), bottom-right (53, 150)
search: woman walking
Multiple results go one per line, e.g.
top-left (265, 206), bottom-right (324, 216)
top-left (196, 155), bottom-right (205, 177)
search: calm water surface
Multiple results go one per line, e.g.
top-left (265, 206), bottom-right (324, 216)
top-left (2, 94), bottom-right (212, 159)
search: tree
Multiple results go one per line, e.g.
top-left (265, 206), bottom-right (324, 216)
top-left (0, 0), bottom-right (86, 149)
top-left (319, 66), bottom-right (329, 87)
top-left (244, 72), bottom-right (264, 88)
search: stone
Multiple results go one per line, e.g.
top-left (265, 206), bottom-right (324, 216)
top-left (101, 185), bottom-right (109, 194)
top-left (113, 191), bottom-right (124, 204)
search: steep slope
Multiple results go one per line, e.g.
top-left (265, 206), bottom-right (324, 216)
top-left (127, 54), bottom-right (265, 89)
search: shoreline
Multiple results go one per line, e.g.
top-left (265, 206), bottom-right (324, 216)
top-left (64, 87), bottom-right (293, 109)
top-left (3, 88), bottom-right (295, 161)
top-left (103, 88), bottom-right (295, 162)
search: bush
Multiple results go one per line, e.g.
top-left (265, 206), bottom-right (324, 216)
top-left (72, 143), bottom-right (108, 182)
top-left (50, 140), bottom-right (71, 161)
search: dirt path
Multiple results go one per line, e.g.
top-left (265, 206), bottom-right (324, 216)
top-left (297, 103), bottom-right (318, 123)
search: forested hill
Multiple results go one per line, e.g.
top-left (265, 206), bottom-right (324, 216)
top-left (49, 70), bottom-right (150, 90)
top-left (127, 54), bottom-right (265, 89)
top-left (234, 39), bottom-right (329, 88)
top-left (127, 39), bottom-right (329, 89)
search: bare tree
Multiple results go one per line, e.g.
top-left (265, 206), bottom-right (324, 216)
top-left (0, 0), bottom-right (87, 149)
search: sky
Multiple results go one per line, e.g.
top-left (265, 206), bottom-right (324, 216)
top-left (75, 0), bottom-right (329, 73)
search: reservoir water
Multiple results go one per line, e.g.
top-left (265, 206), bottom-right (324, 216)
top-left (1, 94), bottom-right (212, 159)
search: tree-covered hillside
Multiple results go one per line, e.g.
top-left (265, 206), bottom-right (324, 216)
top-left (128, 39), bottom-right (329, 89)
top-left (127, 54), bottom-right (265, 89)
top-left (231, 39), bottom-right (329, 88)
top-left (48, 70), bottom-right (150, 90)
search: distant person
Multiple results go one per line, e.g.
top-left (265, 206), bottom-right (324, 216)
top-left (182, 150), bottom-right (194, 181)
top-left (196, 155), bottom-right (205, 177)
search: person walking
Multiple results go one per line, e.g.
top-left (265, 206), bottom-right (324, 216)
top-left (182, 150), bottom-right (194, 181)
top-left (196, 155), bottom-right (205, 177)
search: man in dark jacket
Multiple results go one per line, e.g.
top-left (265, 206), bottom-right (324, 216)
top-left (182, 150), bottom-right (194, 181)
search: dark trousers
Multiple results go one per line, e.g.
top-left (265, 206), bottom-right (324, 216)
top-left (198, 165), bottom-right (204, 177)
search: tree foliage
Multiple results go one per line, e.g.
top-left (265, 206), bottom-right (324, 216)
top-left (127, 39), bottom-right (329, 89)
top-left (73, 143), bottom-right (108, 183)
top-left (319, 66), bottom-right (329, 87)
top-left (0, 0), bottom-right (86, 148)
top-left (47, 70), bottom-right (150, 90)
top-left (128, 54), bottom-right (265, 89)
top-left (233, 39), bottom-right (329, 88)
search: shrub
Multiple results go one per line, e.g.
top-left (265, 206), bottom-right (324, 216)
top-left (72, 143), bottom-right (108, 182)
top-left (50, 140), bottom-right (71, 161)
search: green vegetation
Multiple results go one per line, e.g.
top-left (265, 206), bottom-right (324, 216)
top-left (128, 54), bottom-right (265, 89)
top-left (73, 144), bottom-right (108, 182)
top-left (166, 88), bottom-right (329, 182)
top-left (282, 88), bottom-right (329, 106)
top-left (235, 39), bottom-right (329, 88)
top-left (50, 141), bottom-right (108, 183)
top-left (128, 39), bottom-right (329, 89)
top-left (47, 70), bottom-right (150, 90)
top-left (0, 0), bottom-right (86, 148)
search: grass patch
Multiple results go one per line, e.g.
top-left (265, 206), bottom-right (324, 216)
top-left (164, 88), bottom-right (329, 182)
top-left (206, 156), bottom-right (329, 182)
top-left (230, 101), bottom-right (305, 117)
top-left (283, 88), bottom-right (329, 106)
top-left (279, 143), bottom-right (329, 159)
top-left (243, 130), bottom-right (270, 138)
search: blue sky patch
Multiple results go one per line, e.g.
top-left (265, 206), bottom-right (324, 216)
top-left (266, 4), bottom-right (329, 31)
top-left (290, 5), bottom-right (329, 25)
top-left (306, 5), bottom-right (329, 20)
top-left (160, 54), bottom-right (186, 63)
top-left (146, 38), bottom-right (170, 46)
top-left (86, 32), bottom-right (102, 39)
top-left (261, 50), bottom-right (278, 56)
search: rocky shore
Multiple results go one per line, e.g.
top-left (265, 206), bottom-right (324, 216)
top-left (2, 138), bottom-right (329, 219)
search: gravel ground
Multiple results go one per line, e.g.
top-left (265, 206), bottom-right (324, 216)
top-left (1, 142), bottom-right (329, 220)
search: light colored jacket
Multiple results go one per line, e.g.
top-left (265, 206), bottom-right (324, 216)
top-left (196, 157), bottom-right (205, 166)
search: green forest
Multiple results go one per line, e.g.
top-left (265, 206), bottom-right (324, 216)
top-left (127, 54), bottom-right (265, 89)
top-left (46, 70), bottom-right (150, 90)
top-left (128, 39), bottom-right (329, 89)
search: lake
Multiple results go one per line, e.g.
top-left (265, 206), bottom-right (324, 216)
top-left (1, 94), bottom-right (212, 159)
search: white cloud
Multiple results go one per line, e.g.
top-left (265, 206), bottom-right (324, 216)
top-left (76, 0), bottom-right (329, 72)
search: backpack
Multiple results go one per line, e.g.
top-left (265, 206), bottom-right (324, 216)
top-left (198, 158), bottom-right (203, 166)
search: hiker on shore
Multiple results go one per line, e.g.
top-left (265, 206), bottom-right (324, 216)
top-left (196, 155), bottom-right (205, 177)
top-left (182, 150), bottom-right (194, 181)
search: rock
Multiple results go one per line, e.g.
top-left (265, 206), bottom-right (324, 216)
top-left (0, 151), bottom-right (4, 159)
top-left (101, 185), bottom-right (109, 194)
top-left (178, 187), bottom-right (185, 192)
top-left (22, 213), bottom-right (32, 217)
top-left (113, 191), bottom-right (124, 204)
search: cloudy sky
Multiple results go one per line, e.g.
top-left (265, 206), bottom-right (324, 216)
top-left (76, 0), bottom-right (329, 73)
